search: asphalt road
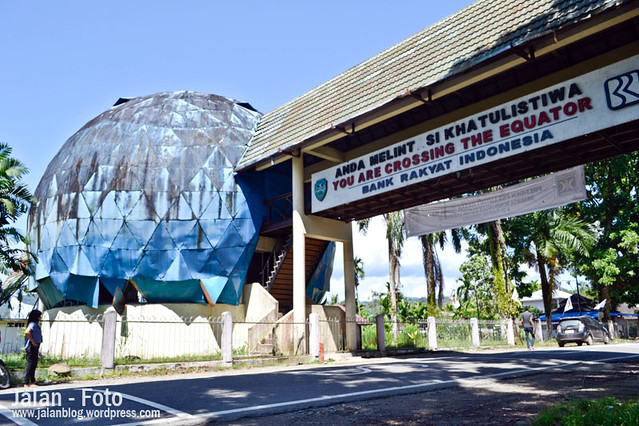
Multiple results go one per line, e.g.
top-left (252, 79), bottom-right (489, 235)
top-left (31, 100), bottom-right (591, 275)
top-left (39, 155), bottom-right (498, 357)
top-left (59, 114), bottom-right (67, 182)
top-left (0, 342), bottom-right (637, 425)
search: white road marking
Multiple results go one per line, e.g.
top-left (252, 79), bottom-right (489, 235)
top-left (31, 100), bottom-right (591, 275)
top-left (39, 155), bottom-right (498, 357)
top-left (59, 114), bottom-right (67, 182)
top-left (0, 401), bottom-right (38, 425)
top-left (292, 366), bottom-right (371, 376)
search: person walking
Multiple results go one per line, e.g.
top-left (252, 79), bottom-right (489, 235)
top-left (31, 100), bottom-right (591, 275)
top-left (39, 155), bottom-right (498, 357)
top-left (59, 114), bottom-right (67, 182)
top-left (521, 306), bottom-right (535, 350)
top-left (24, 310), bottom-right (43, 386)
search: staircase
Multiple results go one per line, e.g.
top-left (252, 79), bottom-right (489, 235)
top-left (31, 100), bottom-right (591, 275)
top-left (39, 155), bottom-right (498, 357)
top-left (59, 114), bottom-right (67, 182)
top-left (265, 236), bottom-right (330, 313)
top-left (264, 234), bottom-right (293, 291)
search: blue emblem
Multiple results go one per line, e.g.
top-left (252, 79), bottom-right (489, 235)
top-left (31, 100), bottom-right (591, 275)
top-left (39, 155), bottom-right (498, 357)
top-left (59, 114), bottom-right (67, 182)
top-left (314, 178), bottom-right (327, 201)
top-left (604, 70), bottom-right (639, 110)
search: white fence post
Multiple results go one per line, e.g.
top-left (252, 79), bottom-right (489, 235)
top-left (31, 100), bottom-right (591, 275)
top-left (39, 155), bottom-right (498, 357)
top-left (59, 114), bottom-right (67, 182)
top-left (222, 311), bottom-right (233, 365)
top-left (470, 318), bottom-right (480, 347)
top-left (100, 307), bottom-right (117, 370)
top-left (535, 319), bottom-right (544, 343)
top-left (309, 313), bottom-right (320, 360)
top-left (375, 314), bottom-right (385, 353)
top-left (607, 320), bottom-right (615, 339)
top-left (507, 318), bottom-right (515, 345)
top-left (428, 317), bottom-right (437, 349)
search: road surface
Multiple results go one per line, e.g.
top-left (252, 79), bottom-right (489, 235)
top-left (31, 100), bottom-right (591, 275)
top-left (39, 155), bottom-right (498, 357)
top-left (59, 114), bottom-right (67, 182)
top-left (0, 342), bottom-right (637, 425)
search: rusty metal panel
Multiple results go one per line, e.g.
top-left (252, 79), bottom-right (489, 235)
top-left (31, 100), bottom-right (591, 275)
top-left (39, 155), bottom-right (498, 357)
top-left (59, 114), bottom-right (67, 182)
top-left (29, 92), bottom-right (263, 308)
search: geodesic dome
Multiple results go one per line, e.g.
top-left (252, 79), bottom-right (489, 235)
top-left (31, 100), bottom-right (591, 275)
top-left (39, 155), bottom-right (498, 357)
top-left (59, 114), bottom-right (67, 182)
top-left (28, 91), bottom-right (264, 308)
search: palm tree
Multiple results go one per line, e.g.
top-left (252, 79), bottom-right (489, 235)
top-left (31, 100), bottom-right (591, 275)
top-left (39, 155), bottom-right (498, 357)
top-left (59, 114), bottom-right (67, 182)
top-left (384, 212), bottom-right (405, 336)
top-left (486, 219), bottom-right (517, 319)
top-left (421, 228), bottom-right (463, 312)
top-left (353, 256), bottom-right (365, 313)
top-left (0, 142), bottom-right (34, 274)
top-left (358, 213), bottom-right (405, 337)
top-left (518, 208), bottom-right (597, 337)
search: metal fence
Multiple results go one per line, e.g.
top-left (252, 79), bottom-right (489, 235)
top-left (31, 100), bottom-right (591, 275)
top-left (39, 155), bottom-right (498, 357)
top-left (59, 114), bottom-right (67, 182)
top-left (0, 320), bottom-right (26, 354)
top-left (361, 317), bottom-right (513, 351)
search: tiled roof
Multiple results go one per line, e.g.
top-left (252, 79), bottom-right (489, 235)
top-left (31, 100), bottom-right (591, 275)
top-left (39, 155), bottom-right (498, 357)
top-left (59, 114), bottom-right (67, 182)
top-left (239, 0), bottom-right (628, 169)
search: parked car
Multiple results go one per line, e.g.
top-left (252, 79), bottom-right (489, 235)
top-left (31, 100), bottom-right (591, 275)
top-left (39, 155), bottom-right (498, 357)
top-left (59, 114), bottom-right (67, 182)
top-left (556, 316), bottom-right (610, 347)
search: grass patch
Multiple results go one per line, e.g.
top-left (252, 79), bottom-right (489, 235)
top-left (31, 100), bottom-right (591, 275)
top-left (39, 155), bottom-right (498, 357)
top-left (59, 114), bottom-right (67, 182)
top-left (3, 353), bottom-right (100, 370)
top-left (533, 397), bottom-right (639, 426)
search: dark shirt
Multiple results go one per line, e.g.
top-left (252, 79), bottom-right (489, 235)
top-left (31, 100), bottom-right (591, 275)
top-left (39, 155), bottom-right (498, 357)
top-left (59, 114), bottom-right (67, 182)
top-left (521, 311), bottom-right (534, 330)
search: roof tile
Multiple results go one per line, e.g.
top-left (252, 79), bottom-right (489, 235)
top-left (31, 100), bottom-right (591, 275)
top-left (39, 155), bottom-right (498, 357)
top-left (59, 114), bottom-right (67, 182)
top-left (240, 0), bottom-right (627, 169)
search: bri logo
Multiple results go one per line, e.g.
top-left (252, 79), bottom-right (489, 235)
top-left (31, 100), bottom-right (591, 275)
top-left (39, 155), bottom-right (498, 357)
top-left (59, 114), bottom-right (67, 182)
top-left (604, 70), bottom-right (639, 110)
top-left (314, 178), bottom-right (327, 202)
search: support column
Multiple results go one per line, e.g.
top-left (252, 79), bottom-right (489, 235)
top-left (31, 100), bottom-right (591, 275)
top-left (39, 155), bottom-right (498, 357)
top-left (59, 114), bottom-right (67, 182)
top-left (343, 236), bottom-right (357, 351)
top-left (292, 155), bottom-right (307, 355)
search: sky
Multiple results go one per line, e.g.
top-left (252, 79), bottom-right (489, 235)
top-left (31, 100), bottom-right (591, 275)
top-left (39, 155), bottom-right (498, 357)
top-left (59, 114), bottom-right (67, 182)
top-left (1, 0), bottom-right (504, 302)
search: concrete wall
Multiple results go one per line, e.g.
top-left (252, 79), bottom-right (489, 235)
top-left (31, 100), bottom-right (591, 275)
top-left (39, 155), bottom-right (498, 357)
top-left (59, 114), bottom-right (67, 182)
top-left (38, 303), bottom-right (248, 359)
top-left (13, 284), bottom-right (282, 359)
top-left (243, 283), bottom-right (279, 354)
top-left (273, 305), bottom-right (350, 356)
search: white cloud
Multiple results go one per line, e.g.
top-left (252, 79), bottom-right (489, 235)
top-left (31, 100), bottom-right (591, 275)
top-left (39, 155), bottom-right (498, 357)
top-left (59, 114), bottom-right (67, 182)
top-left (327, 216), bottom-right (554, 304)
top-left (329, 216), bottom-right (468, 302)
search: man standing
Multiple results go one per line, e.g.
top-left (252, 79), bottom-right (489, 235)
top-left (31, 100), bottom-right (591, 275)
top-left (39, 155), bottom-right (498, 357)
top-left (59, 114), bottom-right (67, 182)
top-left (24, 310), bottom-right (43, 386)
top-left (521, 306), bottom-right (535, 350)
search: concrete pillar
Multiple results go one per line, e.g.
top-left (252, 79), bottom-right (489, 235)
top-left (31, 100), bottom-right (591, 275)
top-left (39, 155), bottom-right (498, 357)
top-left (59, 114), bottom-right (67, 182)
top-left (343, 237), bottom-right (358, 351)
top-left (470, 318), bottom-right (480, 347)
top-left (535, 319), bottom-right (544, 343)
top-left (607, 320), bottom-right (615, 339)
top-left (221, 311), bottom-right (233, 364)
top-left (309, 312), bottom-right (320, 360)
top-left (292, 155), bottom-right (307, 355)
top-left (506, 318), bottom-right (515, 345)
top-left (100, 307), bottom-right (117, 370)
top-left (428, 316), bottom-right (437, 349)
top-left (375, 314), bottom-right (386, 353)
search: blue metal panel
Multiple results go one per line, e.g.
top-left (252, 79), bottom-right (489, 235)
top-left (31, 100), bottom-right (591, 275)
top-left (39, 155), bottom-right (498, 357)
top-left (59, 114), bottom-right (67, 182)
top-left (134, 278), bottom-right (207, 304)
top-left (28, 92), bottom-right (264, 309)
top-left (200, 276), bottom-right (228, 305)
top-left (306, 242), bottom-right (336, 304)
top-left (66, 275), bottom-right (100, 308)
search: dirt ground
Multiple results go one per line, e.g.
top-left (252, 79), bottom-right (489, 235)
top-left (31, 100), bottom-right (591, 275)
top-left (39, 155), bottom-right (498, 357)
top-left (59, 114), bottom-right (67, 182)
top-left (223, 360), bottom-right (639, 425)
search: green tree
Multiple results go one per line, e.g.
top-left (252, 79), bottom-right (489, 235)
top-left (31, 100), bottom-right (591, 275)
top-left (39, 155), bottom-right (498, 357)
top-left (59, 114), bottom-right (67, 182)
top-left (577, 155), bottom-right (639, 316)
top-left (421, 228), bottom-right (463, 313)
top-left (0, 143), bottom-right (34, 271)
top-left (486, 219), bottom-right (518, 319)
top-left (358, 213), bottom-right (405, 337)
top-left (0, 143), bottom-right (35, 308)
top-left (353, 256), bottom-right (365, 312)
top-left (509, 208), bottom-right (597, 336)
top-left (383, 212), bottom-right (405, 337)
top-left (455, 252), bottom-right (498, 319)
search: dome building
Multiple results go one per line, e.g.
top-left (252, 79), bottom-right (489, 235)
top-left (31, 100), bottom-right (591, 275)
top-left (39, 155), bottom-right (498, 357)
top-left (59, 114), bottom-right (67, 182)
top-left (28, 91), bottom-right (266, 309)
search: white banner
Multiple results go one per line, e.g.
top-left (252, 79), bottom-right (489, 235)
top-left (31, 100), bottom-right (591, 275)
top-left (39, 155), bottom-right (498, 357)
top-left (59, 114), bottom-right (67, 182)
top-left (404, 166), bottom-right (587, 237)
top-left (311, 55), bottom-right (639, 213)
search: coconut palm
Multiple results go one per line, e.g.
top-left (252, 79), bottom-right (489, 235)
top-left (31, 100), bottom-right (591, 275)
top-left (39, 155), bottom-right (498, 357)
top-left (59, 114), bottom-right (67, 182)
top-left (421, 228), bottom-right (463, 312)
top-left (0, 142), bottom-right (34, 274)
top-left (515, 208), bottom-right (597, 337)
top-left (358, 213), bottom-right (405, 337)
top-left (384, 211), bottom-right (405, 336)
